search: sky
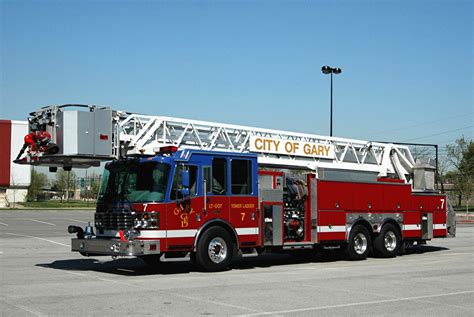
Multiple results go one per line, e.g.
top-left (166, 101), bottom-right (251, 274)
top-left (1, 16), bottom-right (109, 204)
top-left (1, 0), bottom-right (473, 164)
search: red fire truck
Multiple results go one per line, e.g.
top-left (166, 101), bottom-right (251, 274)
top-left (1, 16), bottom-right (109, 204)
top-left (19, 105), bottom-right (456, 271)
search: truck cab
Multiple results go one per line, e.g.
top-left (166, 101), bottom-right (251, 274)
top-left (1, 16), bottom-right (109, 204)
top-left (71, 147), bottom-right (259, 271)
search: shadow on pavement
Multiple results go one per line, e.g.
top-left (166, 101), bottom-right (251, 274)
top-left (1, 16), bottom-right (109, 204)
top-left (36, 258), bottom-right (195, 276)
top-left (36, 244), bottom-right (449, 276)
top-left (401, 245), bottom-right (449, 255)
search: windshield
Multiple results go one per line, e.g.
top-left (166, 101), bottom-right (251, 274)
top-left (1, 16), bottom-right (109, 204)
top-left (97, 161), bottom-right (171, 203)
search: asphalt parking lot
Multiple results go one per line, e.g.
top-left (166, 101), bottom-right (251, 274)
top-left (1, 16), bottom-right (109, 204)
top-left (1, 210), bottom-right (473, 316)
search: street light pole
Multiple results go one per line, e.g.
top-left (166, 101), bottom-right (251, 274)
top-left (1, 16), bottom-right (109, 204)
top-left (322, 65), bottom-right (342, 137)
top-left (330, 71), bottom-right (333, 137)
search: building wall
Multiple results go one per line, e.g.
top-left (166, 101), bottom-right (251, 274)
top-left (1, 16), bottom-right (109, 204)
top-left (0, 120), bottom-right (31, 207)
top-left (10, 121), bottom-right (31, 187)
top-left (0, 188), bottom-right (28, 208)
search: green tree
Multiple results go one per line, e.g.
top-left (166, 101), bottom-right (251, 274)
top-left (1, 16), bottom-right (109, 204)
top-left (53, 170), bottom-right (77, 202)
top-left (81, 174), bottom-right (101, 200)
top-left (90, 175), bottom-right (101, 198)
top-left (446, 137), bottom-right (473, 208)
top-left (27, 170), bottom-right (48, 201)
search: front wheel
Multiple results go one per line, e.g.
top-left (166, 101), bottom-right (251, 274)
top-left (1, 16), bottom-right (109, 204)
top-left (195, 227), bottom-right (234, 272)
top-left (373, 224), bottom-right (401, 258)
top-left (346, 225), bottom-right (371, 260)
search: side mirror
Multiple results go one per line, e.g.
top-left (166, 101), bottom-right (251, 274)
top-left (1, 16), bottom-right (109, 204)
top-left (181, 169), bottom-right (190, 189)
top-left (180, 188), bottom-right (190, 197)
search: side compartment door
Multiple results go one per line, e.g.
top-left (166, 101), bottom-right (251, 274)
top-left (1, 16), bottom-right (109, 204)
top-left (258, 172), bottom-right (284, 246)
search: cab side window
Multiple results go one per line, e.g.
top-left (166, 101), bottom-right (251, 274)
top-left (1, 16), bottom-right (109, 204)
top-left (231, 159), bottom-right (252, 195)
top-left (212, 158), bottom-right (227, 195)
top-left (170, 165), bottom-right (197, 200)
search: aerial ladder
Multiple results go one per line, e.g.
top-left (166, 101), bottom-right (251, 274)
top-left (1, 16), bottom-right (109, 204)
top-left (21, 104), bottom-right (416, 183)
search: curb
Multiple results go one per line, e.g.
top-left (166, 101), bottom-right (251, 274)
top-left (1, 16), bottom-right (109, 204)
top-left (456, 214), bottom-right (474, 224)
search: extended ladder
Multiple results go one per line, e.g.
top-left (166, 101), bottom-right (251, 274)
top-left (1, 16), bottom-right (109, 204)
top-left (117, 112), bottom-right (415, 181)
top-left (25, 105), bottom-right (415, 181)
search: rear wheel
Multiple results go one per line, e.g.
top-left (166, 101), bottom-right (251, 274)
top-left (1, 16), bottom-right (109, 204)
top-left (346, 225), bottom-right (371, 260)
top-left (373, 224), bottom-right (400, 258)
top-left (195, 227), bottom-right (234, 272)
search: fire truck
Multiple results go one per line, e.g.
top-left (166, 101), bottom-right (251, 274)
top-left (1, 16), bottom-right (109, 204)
top-left (18, 104), bottom-right (456, 271)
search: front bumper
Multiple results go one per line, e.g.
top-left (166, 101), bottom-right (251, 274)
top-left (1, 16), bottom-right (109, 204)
top-left (71, 238), bottom-right (160, 256)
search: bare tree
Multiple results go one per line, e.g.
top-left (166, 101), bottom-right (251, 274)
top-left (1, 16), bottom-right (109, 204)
top-left (9, 171), bottom-right (18, 208)
top-left (446, 137), bottom-right (473, 210)
top-left (437, 157), bottom-right (449, 193)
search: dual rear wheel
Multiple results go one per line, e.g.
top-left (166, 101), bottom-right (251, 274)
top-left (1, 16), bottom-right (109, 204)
top-left (346, 223), bottom-right (401, 260)
top-left (373, 223), bottom-right (401, 258)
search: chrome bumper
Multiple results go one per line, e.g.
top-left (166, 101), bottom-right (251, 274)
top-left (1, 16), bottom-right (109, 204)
top-left (71, 238), bottom-right (160, 256)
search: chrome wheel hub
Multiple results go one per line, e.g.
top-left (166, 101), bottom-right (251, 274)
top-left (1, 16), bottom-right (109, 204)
top-left (384, 231), bottom-right (397, 252)
top-left (354, 233), bottom-right (368, 255)
top-left (208, 237), bottom-right (228, 264)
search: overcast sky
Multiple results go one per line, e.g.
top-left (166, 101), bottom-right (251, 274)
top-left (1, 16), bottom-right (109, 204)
top-left (1, 0), bottom-right (472, 163)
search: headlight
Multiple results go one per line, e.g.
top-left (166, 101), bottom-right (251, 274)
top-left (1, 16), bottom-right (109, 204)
top-left (134, 212), bottom-right (159, 229)
top-left (94, 214), bottom-right (103, 228)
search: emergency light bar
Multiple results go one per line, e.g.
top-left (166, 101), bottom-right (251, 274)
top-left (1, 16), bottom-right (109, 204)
top-left (156, 146), bottom-right (178, 154)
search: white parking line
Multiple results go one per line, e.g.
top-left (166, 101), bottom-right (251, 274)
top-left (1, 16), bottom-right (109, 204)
top-left (0, 297), bottom-right (45, 316)
top-left (60, 270), bottom-right (134, 286)
top-left (25, 219), bottom-right (56, 226)
top-left (3, 232), bottom-right (69, 247)
top-left (59, 270), bottom-right (262, 313)
top-left (240, 290), bottom-right (474, 316)
top-left (66, 219), bottom-right (89, 224)
top-left (117, 268), bottom-right (135, 273)
top-left (0, 222), bottom-right (8, 226)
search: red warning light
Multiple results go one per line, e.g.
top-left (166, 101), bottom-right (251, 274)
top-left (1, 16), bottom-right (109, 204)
top-left (99, 134), bottom-right (109, 141)
top-left (160, 146), bottom-right (178, 153)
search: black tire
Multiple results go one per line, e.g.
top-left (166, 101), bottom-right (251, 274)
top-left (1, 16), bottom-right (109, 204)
top-left (373, 223), bottom-right (401, 258)
top-left (190, 252), bottom-right (197, 264)
top-left (346, 224), bottom-right (372, 260)
top-left (140, 255), bottom-right (162, 267)
top-left (195, 227), bottom-right (234, 272)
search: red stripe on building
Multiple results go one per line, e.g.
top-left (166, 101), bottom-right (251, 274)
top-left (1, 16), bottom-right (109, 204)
top-left (0, 120), bottom-right (12, 186)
